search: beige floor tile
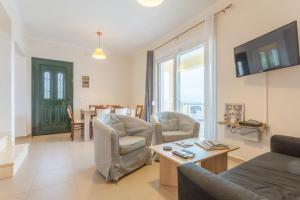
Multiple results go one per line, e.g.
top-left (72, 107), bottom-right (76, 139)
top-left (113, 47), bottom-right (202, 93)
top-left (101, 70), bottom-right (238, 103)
top-left (8, 134), bottom-right (243, 200)
top-left (80, 185), bottom-right (133, 200)
top-left (31, 167), bottom-right (75, 190)
top-left (2, 192), bottom-right (29, 200)
top-left (0, 172), bottom-right (35, 197)
top-left (27, 182), bottom-right (81, 200)
top-left (228, 156), bottom-right (244, 169)
top-left (34, 157), bottom-right (73, 172)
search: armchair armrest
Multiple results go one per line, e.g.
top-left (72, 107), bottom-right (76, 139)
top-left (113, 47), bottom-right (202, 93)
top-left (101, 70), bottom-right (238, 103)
top-left (271, 135), bottom-right (300, 158)
top-left (150, 115), bottom-right (163, 145)
top-left (178, 163), bottom-right (266, 200)
top-left (93, 118), bottom-right (120, 162)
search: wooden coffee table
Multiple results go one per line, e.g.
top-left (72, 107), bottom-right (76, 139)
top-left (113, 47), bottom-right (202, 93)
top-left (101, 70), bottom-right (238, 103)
top-left (150, 138), bottom-right (239, 187)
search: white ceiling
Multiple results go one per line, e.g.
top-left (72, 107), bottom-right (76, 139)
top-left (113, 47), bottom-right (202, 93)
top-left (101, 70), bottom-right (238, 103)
top-left (15, 0), bottom-right (219, 54)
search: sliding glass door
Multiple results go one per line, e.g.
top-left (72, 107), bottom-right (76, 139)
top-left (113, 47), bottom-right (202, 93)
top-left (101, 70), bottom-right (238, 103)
top-left (158, 46), bottom-right (205, 137)
top-left (178, 47), bottom-right (205, 136)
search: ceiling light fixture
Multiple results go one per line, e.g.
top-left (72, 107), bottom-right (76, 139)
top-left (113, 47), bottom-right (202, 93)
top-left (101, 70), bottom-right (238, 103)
top-left (92, 32), bottom-right (107, 60)
top-left (137, 0), bottom-right (164, 7)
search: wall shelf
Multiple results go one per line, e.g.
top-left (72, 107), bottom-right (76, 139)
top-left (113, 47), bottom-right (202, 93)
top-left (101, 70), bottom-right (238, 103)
top-left (217, 121), bottom-right (267, 142)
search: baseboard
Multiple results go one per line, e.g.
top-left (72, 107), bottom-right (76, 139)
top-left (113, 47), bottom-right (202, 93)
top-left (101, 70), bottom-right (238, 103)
top-left (16, 134), bottom-right (32, 139)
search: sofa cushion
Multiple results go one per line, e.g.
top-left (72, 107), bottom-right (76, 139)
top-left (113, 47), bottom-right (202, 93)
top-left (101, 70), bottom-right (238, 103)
top-left (103, 115), bottom-right (127, 137)
top-left (220, 152), bottom-right (300, 200)
top-left (119, 136), bottom-right (146, 155)
top-left (162, 131), bottom-right (191, 142)
top-left (160, 118), bottom-right (178, 131)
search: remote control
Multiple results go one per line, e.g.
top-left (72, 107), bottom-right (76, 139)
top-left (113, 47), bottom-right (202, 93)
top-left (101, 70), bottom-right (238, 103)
top-left (172, 150), bottom-right (189, 159)
top-left (181, 149), bottom-right (196, 157)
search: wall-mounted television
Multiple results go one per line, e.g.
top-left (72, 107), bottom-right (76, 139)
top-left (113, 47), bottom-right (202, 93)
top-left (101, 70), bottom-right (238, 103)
top-left (234, 21), bottom-right (300, 77)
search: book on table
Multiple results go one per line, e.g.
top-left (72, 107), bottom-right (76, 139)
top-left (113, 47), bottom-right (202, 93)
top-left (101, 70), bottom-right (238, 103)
top-left (195, 140), bottom-right (229, 150)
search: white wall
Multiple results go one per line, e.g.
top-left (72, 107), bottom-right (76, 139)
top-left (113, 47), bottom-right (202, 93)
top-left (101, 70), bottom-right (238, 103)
top-left (131, 50), bottom-right (147, 106)
top-left (131, 0), bottom-right (300, 160)
top-left (0, 0), bottom-right (29, 140)
top-left (216, 0), bottom-right (300, 160)
top-left (28, 38), bottom-right (132, 120)
top-left (14, 46), bottom-right (28, 137)
top-left (0, 31), bottom-right (11, 134)
top-left (0, 0), bottom-right (27, 53)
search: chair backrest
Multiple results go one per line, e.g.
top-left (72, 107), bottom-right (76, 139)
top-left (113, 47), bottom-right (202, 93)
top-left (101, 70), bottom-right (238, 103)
top-left (67, 105), bottom-right (74, 123)
top-left (96, 108), bottom-right (111, 118)
top-left (135, 105), bottom-right (143, 119)
top-left (107, 105), bottom-right (123, 113)
top-left (156, 111), bottom-right (197, 123)
top-left (114, 108), bottom-right (128, 115)
top-left (89, 105), bottom-right (106, 111)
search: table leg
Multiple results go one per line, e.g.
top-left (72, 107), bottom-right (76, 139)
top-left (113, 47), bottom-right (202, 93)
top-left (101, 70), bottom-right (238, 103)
top-left (201, 153), bottom-right (228, 174)
top-left (83, 113), bottom-right (91, 141)
top-left (160, 156), bottom-right (178, 187)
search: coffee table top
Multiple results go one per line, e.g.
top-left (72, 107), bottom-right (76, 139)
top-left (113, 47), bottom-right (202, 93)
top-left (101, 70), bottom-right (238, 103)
top-left (150, 138), bottom-right (239, 165)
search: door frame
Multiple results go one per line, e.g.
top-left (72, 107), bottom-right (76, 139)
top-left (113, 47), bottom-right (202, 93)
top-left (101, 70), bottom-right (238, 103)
top-left (31, 57), bottom-right (74, 136)
top-left (157, 55), bottom-right (177, 112)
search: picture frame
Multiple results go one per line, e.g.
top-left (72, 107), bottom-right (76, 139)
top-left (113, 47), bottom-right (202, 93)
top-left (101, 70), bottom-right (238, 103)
top-left (82, 76), bottom-right (89, 88)
top-left (224, 103), bottom-right (245, 123)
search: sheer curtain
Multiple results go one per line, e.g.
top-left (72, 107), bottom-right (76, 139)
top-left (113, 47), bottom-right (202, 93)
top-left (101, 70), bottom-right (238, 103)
top-left (204, 12), bottom-right (217, 140)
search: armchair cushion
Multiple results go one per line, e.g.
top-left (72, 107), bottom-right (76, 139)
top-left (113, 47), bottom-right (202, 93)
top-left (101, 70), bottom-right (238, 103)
top-left (162, 131), bottom-right (191, 142)
top-left (119, 136), bottom-right (146, 155)
top-left (160, 118), bottom-right (178, 131)
top-left (103, 115), bottom-right (127, 137)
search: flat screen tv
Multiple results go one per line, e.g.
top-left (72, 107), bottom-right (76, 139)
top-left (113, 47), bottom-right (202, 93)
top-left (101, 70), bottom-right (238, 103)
top-left (234, 21), bottom-right (300, 77)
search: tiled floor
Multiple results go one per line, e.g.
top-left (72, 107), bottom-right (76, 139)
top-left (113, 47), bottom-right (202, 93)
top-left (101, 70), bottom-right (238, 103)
top-left (1, 134), bottom-right (243, 200)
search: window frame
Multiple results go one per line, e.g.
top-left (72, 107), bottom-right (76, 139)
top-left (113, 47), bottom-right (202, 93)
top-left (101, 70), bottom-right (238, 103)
top-left (157, 55), bottom-right (177, 112)
top-left (156, 44), bottom-right (205, 113)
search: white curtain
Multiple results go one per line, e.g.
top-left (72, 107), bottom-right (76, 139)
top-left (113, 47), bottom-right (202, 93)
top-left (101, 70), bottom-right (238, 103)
top-left (204, 12), bottom-right (217, 140)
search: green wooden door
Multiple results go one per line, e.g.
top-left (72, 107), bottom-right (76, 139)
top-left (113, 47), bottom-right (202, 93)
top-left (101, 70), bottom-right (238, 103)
top-left (32, 58), bottom-right (73, 136)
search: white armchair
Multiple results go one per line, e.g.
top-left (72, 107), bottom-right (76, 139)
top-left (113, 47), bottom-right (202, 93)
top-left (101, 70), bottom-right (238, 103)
top-left (93, 114), bottom-right (153, 181)
top-left (151, 112), bottom-right (200, 145)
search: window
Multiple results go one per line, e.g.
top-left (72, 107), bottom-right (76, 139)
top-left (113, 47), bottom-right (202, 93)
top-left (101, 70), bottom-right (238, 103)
top-left (44, 72), bottom-right (51, 99)
top-left (157, 46), bottom-right (205, 136)
top-left (57, 73), bottom-right (64, 99)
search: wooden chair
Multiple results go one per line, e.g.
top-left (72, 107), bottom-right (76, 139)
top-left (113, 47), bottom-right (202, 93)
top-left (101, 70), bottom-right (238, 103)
top-left (68, 106), bottom-right (93, 141)
top-left (114, 107), bottom-right (128, 115)
top-left (107, 105), bottom-right (123, 113)
top-left (89, 105), bottom-right (107, 110)
top-left (89, 105), bottom-right (106, 118)
top-left (95, 107), bottom-right (111, 118)
top-left (135, 105), bottom-right (144, 119)
top-left (67, 106), bottom-right (84, 141)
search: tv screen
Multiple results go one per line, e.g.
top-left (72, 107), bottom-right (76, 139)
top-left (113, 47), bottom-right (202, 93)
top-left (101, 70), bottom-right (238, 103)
top-left (234, 21), bottom-right (300, 77)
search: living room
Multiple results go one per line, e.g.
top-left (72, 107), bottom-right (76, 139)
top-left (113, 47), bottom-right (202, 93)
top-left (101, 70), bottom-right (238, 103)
top-left (0, 0), bottom-right (299, 200)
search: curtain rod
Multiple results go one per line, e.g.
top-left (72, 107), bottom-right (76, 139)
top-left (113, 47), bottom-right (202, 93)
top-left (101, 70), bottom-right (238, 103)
top-left (152, 3), bottom-right (233, 51)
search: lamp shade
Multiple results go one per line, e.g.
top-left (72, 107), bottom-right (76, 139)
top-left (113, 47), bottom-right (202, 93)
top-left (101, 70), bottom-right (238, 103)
top-left (92, 48), bottom-right (107, 60)
top-left (137, 0), bottom-right (164, 7)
